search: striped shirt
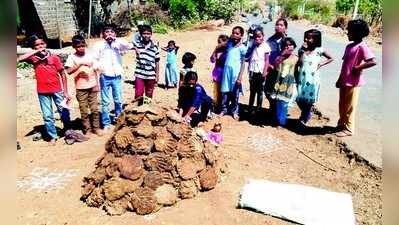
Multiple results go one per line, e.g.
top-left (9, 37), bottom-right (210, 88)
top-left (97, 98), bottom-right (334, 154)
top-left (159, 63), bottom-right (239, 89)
top-left (134, 40), bottom-right (160, 80)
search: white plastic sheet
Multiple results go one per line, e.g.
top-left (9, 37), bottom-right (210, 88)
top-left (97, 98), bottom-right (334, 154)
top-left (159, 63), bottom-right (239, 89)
top-left (238, 179), bottom-right (356, 225)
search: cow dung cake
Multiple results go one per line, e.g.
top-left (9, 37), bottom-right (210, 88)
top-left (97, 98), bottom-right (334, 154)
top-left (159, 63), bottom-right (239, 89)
top-left (81, 103), bottom-right (223, 215)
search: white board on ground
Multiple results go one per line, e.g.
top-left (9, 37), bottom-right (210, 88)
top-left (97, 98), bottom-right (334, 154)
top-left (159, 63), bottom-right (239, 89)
top-left (238, 179), bottom-right (355, 225)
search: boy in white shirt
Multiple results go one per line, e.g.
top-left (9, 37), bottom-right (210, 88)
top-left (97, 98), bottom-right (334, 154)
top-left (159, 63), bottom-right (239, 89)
top-left (93, 25), bottom-right (133, 130)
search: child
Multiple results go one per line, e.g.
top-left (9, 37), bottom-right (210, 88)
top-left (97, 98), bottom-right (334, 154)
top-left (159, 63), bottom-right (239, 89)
top-left (265, 18), bottom-right (288, 113)
top-left (266, 37), bottom-right (298, 126)
top-left (296, 29), bottom-right (333, 126)
top-left (133, 24), bottom-right (160, 105)
top-left (210, 34), bottom-right (229, 112)
top-left (17, 35), bottom-right (71, 145)
top-left (246, 27), bottom-right (271, 112)
top-left (177, 71), bottom-right (213, 127)
top-left (179, 52), bottom-right (197, 87)
top-left (93, 25), bottom-right (134, 130)
top-left (65, 35), bottom-right (103, 137)
top-left (267, 18), bottom-right (288, 66)
top-left (161, 40), bottom-right (179, 88)
top-left (335, 19), bottom-right (376, 137)
top-left (220, 26), bottom-right (247, 120)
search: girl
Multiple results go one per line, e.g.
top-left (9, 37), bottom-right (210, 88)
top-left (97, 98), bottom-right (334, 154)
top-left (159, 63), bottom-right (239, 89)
top-left (162, 40), bottom-right (179, 89)
top-left (296, 29), bottom-right (333, 126)
top-left (335, 19), bottom-right (376, 137)
top-left (210, 34), bottom-right (229, 112)
top-left (179, 52), bottom-right (197, 87)
top-left (177, 71), bottom-right (213, 127)
top-left (267, 18), bottom-right (288, 66)
top-left (265, 18), bottom-right (288, 113)
top-left (17, 35), bottom-right (71, 145)
top-left (246, 27), bottom-right (271, 113)
top-left (220, 26), bottom-right (247, 120)
top-left (266, 37), bottom-right (298, 126)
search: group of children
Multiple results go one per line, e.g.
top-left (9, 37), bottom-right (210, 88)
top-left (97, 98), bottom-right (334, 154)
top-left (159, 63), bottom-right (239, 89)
top-left (203, 18), bottom-right (375, 138)
top-left (17, 18), bottom-right (376, 144)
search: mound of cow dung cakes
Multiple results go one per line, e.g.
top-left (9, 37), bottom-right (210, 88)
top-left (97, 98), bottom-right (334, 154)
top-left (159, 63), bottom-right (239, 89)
top-left (81, 103), bottom-right (223, 215)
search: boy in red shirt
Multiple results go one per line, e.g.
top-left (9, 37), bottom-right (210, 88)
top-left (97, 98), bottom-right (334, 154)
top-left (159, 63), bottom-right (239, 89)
top-left (17, 35), bottom-right (71, 145)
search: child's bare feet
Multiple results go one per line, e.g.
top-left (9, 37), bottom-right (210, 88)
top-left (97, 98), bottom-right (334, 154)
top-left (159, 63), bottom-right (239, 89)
top-left (49, 139), bottom-right (57, 146)
top-left (84, 132), bottom-right (92, 139)
top-left (335, 129), bottom-right (353, 137)
top-left (93, 129), bottom-right (104, 137)
top-left (233, 114), bottom-right (240, 121)
top-left (103, 125), bottom-right (114, 134)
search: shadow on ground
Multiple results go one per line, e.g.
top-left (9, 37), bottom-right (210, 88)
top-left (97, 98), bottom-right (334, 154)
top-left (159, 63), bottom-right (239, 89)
top-left (25, 118), bottom-right (83, 141)
top-left (237, 103), bottom-right (338, 136)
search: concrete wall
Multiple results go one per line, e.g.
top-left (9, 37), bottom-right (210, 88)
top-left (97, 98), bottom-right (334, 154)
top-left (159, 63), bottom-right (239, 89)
top-left (32, 0), bottom-right (78, 41)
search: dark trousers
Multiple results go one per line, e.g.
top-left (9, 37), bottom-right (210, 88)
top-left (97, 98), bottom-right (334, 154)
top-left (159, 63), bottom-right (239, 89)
top-left (188, 100), bottom-right (213, 127)
top-left (76, 88), bottom-right (100, 134)
top-left (297, 100), bottom-right (313, 124)
top-left (249, 72), bottom-right (265, 109)
top-left (221, 84), bottom-right (241, 116)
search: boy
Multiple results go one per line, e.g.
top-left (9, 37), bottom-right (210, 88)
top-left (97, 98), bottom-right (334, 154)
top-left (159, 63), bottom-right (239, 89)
top-left (93, 25), bottom-right (133, 130)
top-left (133, 24), bottom-right (160, 105)
top-left (65, 35), bottom-right (103, 137)
top-left (17, 35), bottom-right (71, 145)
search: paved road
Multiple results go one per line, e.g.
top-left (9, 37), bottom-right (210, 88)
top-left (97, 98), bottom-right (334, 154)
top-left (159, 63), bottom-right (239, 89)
top-left (255, 20), bottom-right (382, 168)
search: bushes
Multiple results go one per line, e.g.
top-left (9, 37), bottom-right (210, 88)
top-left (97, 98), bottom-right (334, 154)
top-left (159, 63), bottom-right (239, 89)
top-left (150, 0), bottom-right (253, 29)
top-left (280, 0), bottom-right (382, 29)
top-left (130, 0), bottom-right (255, 29)
top-left (153, 23), bottom-right (169, 34)
top-left (17, 61), bottom-right (32, 70)
top-left (280, 0), bottom-right (335, 24)
top-left (130, 3), bottom-right (170, 26)
top-left (169, 0), bottom-right (200, 28)
top-left (199, 0), bottom-right (241, 23)
top-left (303, 1), bottom-right (336, 24)
top-left (336, 0), bottom-right (382, 27)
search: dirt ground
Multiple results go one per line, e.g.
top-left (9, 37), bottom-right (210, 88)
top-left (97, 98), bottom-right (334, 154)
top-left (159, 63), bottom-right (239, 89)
top-left (17, 25), bottom-right (381, 225)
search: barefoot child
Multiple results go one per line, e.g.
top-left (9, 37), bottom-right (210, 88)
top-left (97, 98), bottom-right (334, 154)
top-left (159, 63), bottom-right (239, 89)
top-left (162, 40), bottom-right (179, 89)
top-left (179, 52), bottom-right (197, 87)
top-left (65, 35), bottom-right (103, 138)
top-left (246, 27), bottom-right (271, 112)
top-left (178, 71), bottom-right (213, 126)
top-left (335, 19), bottom-right (377, 137)
top-left (17, 35), bottom-right (71, 144)
top-left (296, 29), bottom-right (333, 126)
top-left (210, 34), bottom-right (228, 112)
top-left (220, 26), bottom-right (247, 120)
top-left (266, 37), bottom-right (298, 126)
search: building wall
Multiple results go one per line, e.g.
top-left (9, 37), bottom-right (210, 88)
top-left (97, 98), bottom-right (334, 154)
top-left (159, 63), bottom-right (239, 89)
top-left (32, 0), bottom-right (78, 41)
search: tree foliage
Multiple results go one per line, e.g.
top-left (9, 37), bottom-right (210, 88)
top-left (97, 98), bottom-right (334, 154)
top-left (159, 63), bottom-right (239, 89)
top-left (336, 0), bottom-right (382, 26)
top-left (151, 0), bottom-right (253, 28)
